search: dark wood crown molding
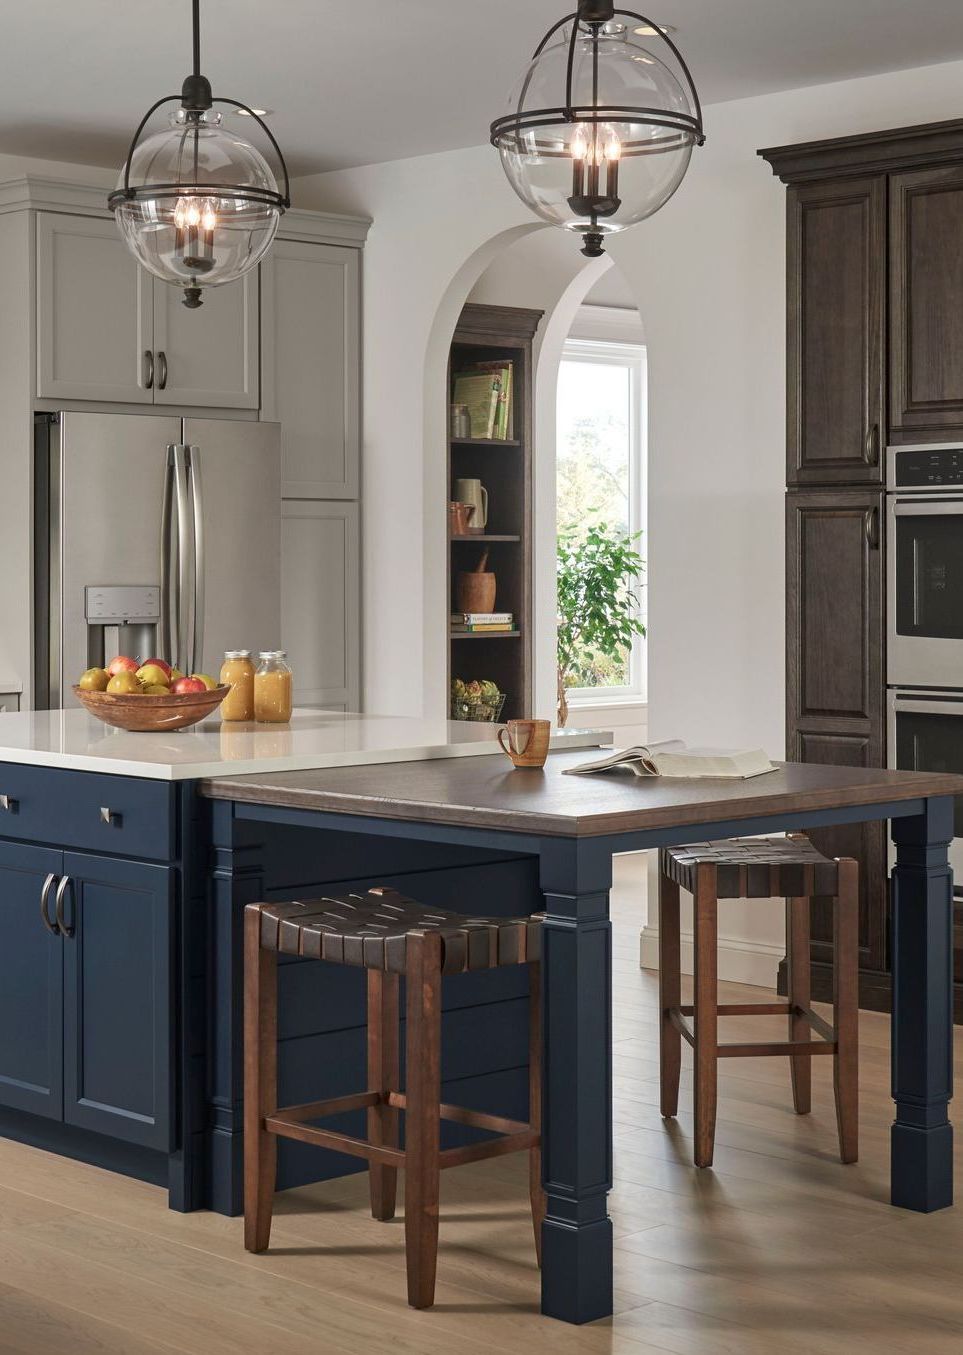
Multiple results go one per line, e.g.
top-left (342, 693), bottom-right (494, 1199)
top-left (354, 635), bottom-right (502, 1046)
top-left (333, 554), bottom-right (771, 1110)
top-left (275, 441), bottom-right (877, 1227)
top-left (456, 303), bottom-right (544, 343)
top-left (759, 117), bottom-right (963, 184)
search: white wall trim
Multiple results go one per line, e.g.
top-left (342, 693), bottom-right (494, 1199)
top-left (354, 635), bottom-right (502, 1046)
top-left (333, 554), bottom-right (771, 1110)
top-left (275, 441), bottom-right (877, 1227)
top-left (640, 923), bottom-right (783, 990)
top-left (0, 174), bottom-right (372, 246)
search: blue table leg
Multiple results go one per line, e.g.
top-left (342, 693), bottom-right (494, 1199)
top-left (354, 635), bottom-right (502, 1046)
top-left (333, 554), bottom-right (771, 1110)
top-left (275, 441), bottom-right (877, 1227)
top-left (891, 795), bottom-right (955, 1212)
top-left (538, 838), bottom-right (613, 1325)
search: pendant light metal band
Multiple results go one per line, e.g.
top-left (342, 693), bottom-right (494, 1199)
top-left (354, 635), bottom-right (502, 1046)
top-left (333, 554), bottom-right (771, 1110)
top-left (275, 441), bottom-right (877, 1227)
top-left (490, 7), bottom-right (705, 149)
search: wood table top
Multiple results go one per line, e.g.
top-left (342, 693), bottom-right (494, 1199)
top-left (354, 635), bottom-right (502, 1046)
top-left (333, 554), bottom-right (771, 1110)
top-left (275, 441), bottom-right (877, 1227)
top-left (199, 748), bottom-right (963, 839)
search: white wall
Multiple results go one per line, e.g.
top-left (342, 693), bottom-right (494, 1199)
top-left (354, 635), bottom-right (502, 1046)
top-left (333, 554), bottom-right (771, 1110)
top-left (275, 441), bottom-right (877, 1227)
top-left (292, 58), bottom-right (963, 978)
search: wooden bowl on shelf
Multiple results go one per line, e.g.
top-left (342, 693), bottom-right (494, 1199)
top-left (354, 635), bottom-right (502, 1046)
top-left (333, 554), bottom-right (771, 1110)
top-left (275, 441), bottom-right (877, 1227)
top-left (73, 684), bottom-right (230, 733)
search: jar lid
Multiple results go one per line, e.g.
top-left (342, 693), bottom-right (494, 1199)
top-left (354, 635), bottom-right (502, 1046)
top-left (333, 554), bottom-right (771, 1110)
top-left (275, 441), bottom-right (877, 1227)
top-left (223, 649), bottom-right (251, 659)
top-left (258, 650), bottom-right (287, 660)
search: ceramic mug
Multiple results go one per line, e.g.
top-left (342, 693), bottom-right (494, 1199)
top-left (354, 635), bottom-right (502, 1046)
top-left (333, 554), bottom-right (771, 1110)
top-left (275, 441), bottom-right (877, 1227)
top-left (498, 718), bottom-right (551, 768)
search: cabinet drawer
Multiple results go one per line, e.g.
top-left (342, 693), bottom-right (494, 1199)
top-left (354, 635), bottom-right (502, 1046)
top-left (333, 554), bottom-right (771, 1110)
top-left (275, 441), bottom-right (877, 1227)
top-left (0, 766), bottom-right (175, 861)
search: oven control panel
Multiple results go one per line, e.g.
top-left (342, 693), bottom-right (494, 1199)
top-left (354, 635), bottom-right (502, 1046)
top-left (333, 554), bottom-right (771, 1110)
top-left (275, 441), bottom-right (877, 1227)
top-left (895, 446), bottom-right (963, 486)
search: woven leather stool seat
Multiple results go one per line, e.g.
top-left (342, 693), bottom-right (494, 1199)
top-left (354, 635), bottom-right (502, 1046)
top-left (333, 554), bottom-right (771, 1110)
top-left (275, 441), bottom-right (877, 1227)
top-left (662, 835), bottom-right (839, 899)
top-left (255, 886), bottom-right (541, 974)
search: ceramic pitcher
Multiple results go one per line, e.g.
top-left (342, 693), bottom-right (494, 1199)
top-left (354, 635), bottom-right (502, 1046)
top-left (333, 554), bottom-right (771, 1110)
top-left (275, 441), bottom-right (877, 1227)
top-left (454, 478), bottom-right (488, 531)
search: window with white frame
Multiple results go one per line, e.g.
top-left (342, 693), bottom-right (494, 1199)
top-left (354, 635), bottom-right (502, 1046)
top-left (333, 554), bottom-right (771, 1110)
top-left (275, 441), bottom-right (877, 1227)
top-left (556, 334), bottom-right (647, 703)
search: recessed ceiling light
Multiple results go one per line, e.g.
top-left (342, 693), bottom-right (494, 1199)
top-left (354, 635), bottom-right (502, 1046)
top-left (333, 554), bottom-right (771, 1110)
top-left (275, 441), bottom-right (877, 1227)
top-left (634, 22), bottom-right (676, 37)
top-left (233, 107), bottom-right (272, 117)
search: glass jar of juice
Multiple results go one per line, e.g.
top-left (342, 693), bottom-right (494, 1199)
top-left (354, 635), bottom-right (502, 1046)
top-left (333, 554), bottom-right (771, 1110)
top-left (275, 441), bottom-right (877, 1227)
top-left (254, 651), bottom-right (293, 724)
top-left (219, 650), bottom-right (255, 722)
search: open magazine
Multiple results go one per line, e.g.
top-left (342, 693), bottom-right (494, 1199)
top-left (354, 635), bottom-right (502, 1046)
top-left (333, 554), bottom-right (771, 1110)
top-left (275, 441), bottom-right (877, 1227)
top-left (563, 739), bottom-right (775, 780)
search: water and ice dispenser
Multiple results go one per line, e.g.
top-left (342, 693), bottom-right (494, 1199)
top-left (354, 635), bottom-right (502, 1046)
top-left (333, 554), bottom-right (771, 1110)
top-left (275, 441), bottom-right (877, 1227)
top-left (84, 585), bottom-right (161, 670)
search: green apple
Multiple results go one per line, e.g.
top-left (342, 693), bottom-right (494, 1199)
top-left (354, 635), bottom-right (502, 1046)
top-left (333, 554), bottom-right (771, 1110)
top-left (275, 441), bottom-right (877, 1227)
top-left (136, 663), bottom-right (170, 689)
top-left (78, 667), bottom-right (110, 692)
top-left (190, 673), bottom-right (218, 691)
top-left (106, 670), bottom-right (141, 695)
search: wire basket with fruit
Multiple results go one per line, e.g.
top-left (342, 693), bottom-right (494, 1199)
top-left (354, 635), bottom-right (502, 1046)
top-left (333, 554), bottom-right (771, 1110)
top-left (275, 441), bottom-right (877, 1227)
top-left (74, 657), bottom-right (229, 732)
top-left (450, 678), bottom-right (506, 723)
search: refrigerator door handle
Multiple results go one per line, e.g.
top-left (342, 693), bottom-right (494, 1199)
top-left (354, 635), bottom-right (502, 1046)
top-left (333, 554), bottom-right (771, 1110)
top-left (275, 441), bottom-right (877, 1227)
top-left (187, 446), bottom-right (205, 678)
top-left (172, 445), bottom-right (193, 675)
top-left (159, 447), bottom-right (176, 662)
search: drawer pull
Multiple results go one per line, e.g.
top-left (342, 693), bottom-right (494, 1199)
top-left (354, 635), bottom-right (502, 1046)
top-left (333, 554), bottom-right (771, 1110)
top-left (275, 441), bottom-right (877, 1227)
top-left (40, 873), bottom-right (58, 936)
top-left (100, 806), bottom-right (121, 826)
top-left (55, 875), bottom-right (74, 938)
top-left (0, 794), bottom-right (18, 813)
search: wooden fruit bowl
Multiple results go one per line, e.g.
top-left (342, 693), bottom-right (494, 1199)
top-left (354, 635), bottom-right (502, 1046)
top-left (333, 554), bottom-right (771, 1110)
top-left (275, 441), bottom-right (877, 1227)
top-left (73, 684), bottom-right (230, 732)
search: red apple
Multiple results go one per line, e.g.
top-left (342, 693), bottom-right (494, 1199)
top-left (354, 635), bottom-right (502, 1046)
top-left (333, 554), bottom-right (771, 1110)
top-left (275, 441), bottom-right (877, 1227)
top-left (171, 676), bottom-right (206, 696)
top-left (107, 655), bottom-right (139, 677)
top-left (144, 658), bottom-right (172, 679)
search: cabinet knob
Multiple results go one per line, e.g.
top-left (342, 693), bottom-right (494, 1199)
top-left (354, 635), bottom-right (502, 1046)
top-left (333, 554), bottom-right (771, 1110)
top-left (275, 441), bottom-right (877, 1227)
top-left (0, 794), bottom-right (18, 813)
top-left (100, 806), bottom-right (120, 826)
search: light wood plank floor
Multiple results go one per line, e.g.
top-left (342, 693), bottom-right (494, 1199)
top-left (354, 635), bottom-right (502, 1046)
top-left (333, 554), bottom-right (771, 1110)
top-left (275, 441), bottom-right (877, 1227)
top-left (1, 888), bottom-right (962, 1355)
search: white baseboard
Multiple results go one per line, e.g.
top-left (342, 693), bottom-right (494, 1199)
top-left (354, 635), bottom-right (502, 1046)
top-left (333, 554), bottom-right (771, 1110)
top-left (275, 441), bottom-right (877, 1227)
top-left (639, 926), bottom-right (782, 990)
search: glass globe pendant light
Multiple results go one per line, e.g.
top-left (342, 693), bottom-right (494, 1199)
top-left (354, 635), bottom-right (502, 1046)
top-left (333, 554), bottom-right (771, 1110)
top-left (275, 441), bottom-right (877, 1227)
top-left (490, 0), bottom-right (704, 258)
top-left (109, 0), bottom-right (289, 308)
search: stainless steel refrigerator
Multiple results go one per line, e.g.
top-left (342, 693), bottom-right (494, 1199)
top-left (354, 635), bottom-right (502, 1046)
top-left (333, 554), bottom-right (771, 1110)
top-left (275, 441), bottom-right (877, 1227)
top-left (35, 411), bottom-right (281, 707)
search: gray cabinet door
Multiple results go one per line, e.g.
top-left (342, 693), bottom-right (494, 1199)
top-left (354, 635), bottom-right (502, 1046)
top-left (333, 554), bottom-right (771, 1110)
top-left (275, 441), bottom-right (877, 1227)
top-left (262, 240), bottom-right (360, 498)
top-left (152, 273), bottom-right (259, 410)
top-left (37, 213), bottom-right (153, 404)
top-left (281, 500), bottom-right (360, 709)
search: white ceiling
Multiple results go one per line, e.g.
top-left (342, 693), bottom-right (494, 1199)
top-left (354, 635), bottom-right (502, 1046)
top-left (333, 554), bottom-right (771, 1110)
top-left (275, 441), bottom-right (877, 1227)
top-left (6, 1), bottom-right (963, 177)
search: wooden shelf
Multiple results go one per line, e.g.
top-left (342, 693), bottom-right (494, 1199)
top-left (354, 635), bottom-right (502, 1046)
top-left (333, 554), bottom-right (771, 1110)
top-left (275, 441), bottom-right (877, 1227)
top-left (450, 630), bottom-right (521, 640)
top-left (450, 438), bottom-right (521, 449)
top-left (449, 533), bottom-right (521, 543)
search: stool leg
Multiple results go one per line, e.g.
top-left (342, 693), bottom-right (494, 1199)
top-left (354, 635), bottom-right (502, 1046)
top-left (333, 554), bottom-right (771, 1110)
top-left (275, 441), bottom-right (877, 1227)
top-left (833, 859), bottom-right (859, 1165)
top-left (659, 864), bottom-right (682, 1119)
top-left (405, 930), bottom-right (442, 1309)
top-left (244, 908), bottom-right (277, 1254)
top-left (787, 895), bottom-right (812, 1115)
top-left (528, 958), bottom-right (546, 1267)
top-left (693, 863), bottom-right (718, 1169)
top-left (367, 971), bottom-right (400, 1221)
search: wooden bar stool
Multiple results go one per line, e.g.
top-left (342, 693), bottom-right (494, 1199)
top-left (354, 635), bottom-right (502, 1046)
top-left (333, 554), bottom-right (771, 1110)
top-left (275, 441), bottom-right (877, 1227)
top-left (658, 834), bottom-right (858, 1168)
top-left (244, 886), bottom-right (545, 1310)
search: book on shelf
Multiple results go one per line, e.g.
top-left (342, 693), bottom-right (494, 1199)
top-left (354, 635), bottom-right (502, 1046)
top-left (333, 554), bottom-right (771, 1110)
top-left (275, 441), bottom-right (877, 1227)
top-left (451, 612), bottom-right (513, 624)
top-left (563, 740), bottom-right (775, 780)
top-left (451, 371), bottom-right (501, 440)
top-left (470, 360), bottom-right (514, 440)
top-left (451, 624), bottom-right (516, 633)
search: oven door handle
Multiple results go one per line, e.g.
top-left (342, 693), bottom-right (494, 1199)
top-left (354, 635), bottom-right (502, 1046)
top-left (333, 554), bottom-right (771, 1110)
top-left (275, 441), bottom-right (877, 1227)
top-left (892, 698), bottom-right (963, 716)
top-left (893, 499), bottom-right (963, 516)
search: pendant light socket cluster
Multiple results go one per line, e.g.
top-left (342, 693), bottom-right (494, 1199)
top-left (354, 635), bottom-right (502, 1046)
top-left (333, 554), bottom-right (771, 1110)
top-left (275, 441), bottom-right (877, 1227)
top-left (109, 0), bottom-right (289, 308)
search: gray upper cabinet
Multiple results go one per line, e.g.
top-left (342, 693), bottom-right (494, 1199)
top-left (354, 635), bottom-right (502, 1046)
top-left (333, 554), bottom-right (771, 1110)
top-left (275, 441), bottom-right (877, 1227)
top-left (281, 500), bottom-right (360, 710)
top-left (152, 270), bottom-right (259, 409)
top-left (37, 213), bottom-right (154, 405)
top-left (37, 211), bottom-right (258, 410)
top-left (261, 239), bottom-right (360, 498)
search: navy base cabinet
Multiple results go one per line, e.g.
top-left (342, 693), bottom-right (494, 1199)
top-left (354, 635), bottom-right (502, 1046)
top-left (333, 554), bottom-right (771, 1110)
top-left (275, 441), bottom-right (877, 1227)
top-left (0, 842), bottom-right (172, 1152)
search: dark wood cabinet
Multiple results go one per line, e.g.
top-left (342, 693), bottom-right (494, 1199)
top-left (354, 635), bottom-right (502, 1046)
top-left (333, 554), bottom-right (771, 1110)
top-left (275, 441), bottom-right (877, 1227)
top-left (763, 120), bottom-right (963, 1021)
top-left (786, 490), bottom-right (887, 993)
top-left (788, 177), bottom-right (886, 483)
top-left (891, 163), bottom-right (963, 440)
top-left (786, 489), bottom-right (883, 731)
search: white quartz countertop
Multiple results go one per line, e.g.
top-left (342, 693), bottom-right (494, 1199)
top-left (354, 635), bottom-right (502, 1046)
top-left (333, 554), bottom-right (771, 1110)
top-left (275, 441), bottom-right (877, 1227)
top-left (0, 708), bottom-right (607, 781)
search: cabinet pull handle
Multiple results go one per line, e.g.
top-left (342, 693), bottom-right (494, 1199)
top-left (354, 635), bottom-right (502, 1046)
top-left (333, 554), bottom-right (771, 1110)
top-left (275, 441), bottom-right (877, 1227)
top-left (865, 506), bottom-right (880, 550)
top-left (0, 794), bottom-right (18, 813)
top-left (100, 806), bottom-right (119, 826)
top-left (865, 422), bottom-right (880, 466)
top-left (55, 875), bottom-right (74, 938)
top-left (40, 873), bottom-right (58, 936)
top-left (157, 350), bottom-right (168, 391)
top-left (144, 349), bottom-right (154, 390)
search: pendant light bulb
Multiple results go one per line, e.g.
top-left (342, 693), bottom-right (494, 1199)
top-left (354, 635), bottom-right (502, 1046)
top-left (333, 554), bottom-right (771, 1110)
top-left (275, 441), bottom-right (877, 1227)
top-left (109, 0), bottom-right (289, 308)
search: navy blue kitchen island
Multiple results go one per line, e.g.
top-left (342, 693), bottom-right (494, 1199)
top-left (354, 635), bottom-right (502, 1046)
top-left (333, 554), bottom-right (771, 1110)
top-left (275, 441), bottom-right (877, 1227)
top-left (0, 709), bottom-right (959, 1326)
